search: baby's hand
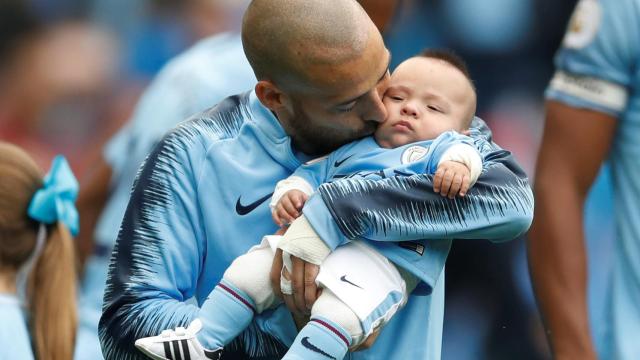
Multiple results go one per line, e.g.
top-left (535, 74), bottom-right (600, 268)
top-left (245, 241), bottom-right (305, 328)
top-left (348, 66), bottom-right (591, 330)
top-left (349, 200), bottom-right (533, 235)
top-left (272, 190), bottom-right (309, 227)
top-left (433, 161), bottom-right (471, 199)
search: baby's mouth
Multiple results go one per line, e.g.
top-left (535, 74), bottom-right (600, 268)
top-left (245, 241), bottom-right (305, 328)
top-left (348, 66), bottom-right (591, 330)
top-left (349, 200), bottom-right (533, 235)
top-left (393, 120), bottom-right (413, 131)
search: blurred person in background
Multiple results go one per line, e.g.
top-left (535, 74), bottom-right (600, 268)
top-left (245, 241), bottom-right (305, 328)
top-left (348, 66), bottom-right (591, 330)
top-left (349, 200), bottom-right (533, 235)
top-left (0, 1), bottom-right (119, 178)
top-left (0, 142), bottom-right (78, 360)
top-left (529, 0), bottom-right (640, 359)
top-left (383, 1), bottom-right (580, 359)
top-left (89, 0), bottom-right (255, 78)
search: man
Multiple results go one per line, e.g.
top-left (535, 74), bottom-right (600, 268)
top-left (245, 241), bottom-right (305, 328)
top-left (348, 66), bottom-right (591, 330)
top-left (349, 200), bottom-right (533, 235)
top-left (99, 1), bottom-right (533, 359)
top-left (77, 2), bottom-right (395, 359)
top-left (529, 0), bottom-right (640, 359)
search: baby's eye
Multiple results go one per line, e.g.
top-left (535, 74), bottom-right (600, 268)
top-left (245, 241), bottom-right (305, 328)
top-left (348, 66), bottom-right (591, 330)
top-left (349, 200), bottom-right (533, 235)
top-left (388, 95), bottom-right (404, 101)
top-left (427, 105), bottom-right (441, 112)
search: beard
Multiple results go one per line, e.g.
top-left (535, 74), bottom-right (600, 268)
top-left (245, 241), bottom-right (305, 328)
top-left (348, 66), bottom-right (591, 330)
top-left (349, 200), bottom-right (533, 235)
top-left (288, 100), bottom-right (377, 156)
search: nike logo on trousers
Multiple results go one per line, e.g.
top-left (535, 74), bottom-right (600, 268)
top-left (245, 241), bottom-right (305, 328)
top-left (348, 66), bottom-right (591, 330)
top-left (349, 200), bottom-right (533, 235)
top-left (340, 275), bottom-right (363, 289)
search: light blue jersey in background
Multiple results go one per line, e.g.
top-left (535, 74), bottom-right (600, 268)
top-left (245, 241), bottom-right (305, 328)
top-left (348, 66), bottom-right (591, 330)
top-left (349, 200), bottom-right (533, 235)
top-left (546, 0), bottom-right (640, 358)
top-left (0, 294), bottom-right (34, 360)
top-left (75, 32), bottom-right (256, 360)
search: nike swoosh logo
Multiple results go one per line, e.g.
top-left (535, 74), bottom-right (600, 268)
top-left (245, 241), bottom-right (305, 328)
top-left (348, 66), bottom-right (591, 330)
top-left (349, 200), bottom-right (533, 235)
top-left (301, 337), bottom-right (336, 359)
top-left (235, 193), bottom-right (273, 216)
top-left (334, 154), bottom-right (354, 167)
top-left (340, 275), bottom-right (363, 289)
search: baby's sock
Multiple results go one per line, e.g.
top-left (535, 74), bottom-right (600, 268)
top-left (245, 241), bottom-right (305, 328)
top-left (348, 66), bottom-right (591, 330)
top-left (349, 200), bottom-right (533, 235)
top-left (284, 316), bottom-right (352, 360)
top-left (196, 279), bottom-right (256, 349)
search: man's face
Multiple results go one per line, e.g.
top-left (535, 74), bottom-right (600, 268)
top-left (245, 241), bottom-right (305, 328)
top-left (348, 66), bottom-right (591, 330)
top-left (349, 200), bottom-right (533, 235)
top-left (281, 26), bottom-right (391, 156)
top-left (375, 57), bottom-right (475, 149)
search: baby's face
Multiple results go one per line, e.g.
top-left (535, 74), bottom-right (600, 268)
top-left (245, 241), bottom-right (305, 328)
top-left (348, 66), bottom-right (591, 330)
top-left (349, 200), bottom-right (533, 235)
top-left (375, 56), bottom-right (476, 148)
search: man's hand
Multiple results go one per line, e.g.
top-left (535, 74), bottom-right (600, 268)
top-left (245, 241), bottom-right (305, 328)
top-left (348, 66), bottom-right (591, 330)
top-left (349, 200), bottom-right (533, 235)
top-left (272, 190), bottom-right (309, 227)
top-left (269, 234), bottom-right (383, 349)
top-left (270, 248), bottom-right (321, 316)
top-left (288, 254), bottom-right (321, 315)
top-left (433, 160), bottom-right (471, 198)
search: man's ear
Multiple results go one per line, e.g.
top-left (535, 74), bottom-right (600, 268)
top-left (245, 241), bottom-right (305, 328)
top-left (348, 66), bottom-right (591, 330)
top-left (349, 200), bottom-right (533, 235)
top-left (255, 80), bottom-right (288, 112)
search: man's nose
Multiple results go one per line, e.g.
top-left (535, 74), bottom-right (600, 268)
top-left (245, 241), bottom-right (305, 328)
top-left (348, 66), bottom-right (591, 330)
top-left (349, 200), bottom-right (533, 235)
top-left (367, 87), bottom-right (388, 123)
top-left (368, 73), bottom-right (391, 123)
top-left (368, 91), bottom-right (387, 123)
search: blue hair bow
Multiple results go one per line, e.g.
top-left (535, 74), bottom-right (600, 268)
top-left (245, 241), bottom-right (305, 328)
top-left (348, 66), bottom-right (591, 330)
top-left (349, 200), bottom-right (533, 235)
top-left (27, 156), bottom-right (79, 236)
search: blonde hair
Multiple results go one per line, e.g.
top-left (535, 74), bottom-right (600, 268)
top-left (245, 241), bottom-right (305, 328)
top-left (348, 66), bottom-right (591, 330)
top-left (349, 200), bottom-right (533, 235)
top-left (0, 141), bottom-right (77, 360)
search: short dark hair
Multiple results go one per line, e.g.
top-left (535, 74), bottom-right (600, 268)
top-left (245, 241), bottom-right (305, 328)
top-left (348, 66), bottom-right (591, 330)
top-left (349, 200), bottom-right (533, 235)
top-left (419, 49), bottom-right (475, 91)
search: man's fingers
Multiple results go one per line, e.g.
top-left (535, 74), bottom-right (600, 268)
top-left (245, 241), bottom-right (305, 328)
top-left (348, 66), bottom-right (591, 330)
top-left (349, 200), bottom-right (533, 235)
top-left (280, 261), bottom-right (298, 315)
top-left (304, 263), bottom-right (320, 311)
top-left (283, 293), bottom-right (298, 320)
top-left (291, 256), bottom-right (308, 315)
top-left (291, 311), bottom-right (310, 331)
top-left (271, 248), bottom-right (284, 299)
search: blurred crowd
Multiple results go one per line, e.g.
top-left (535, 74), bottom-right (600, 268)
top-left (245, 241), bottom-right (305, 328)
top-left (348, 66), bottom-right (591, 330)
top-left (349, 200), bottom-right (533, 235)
top-left (0, 0), bottom-right (615, 359)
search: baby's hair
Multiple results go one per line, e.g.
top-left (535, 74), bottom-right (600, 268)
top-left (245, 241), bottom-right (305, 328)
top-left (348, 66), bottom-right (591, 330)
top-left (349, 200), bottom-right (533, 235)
top-left (419, 48), bottom-right (476, 92)
top-left (419, 48), bottom-right (477, 126)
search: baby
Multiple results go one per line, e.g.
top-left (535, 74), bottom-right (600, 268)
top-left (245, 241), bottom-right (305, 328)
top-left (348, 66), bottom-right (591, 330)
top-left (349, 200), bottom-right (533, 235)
top-left (136, 50), bottom-right (481, 360)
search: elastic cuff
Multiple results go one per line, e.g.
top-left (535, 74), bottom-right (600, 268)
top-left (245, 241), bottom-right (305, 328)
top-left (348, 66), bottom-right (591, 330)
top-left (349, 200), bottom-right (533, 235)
top-left (269, 176), bottom-right (315, 210)
top-left (278, 215), bottom-right (331, 265)
top-left (438, 143), bottom-right (483, 186)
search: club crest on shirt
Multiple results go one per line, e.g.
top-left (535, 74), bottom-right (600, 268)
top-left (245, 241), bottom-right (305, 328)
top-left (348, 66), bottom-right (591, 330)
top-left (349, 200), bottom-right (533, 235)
top-left (563, 0), bottom-right (601, 49)
top-left (401, 145), bottom-right (429, 164)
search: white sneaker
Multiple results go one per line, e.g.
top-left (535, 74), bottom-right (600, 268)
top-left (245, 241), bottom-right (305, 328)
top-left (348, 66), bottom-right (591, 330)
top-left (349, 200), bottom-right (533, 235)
top-left (135, 319), bottom-right (222, 360)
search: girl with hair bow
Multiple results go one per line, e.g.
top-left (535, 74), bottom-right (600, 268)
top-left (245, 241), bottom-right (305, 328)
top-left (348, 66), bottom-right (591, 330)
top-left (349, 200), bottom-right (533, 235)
top-left (0, 141), bottom-right (79, 360)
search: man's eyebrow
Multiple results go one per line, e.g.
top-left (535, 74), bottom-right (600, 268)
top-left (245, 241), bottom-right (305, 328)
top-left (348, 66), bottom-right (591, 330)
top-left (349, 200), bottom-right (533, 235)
top-left (336, 53), bottom-right (391, 107)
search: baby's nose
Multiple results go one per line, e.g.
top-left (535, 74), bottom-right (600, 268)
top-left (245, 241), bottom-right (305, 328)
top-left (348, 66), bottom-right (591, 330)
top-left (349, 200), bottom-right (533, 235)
top-left (401, 105), bottom-right (418, 117)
